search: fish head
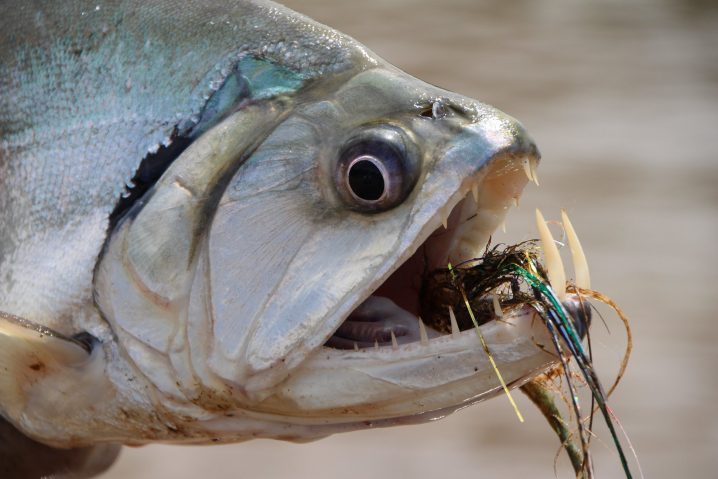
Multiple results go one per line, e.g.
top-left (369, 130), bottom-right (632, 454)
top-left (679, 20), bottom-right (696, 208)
top-left (95, 65), bottom-right (555, 441)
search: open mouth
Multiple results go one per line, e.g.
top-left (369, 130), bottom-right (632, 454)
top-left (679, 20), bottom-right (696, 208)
top-left (324, 155), bottom-right (539, 352)
top-left (265, 152), bottom-right (559, 422)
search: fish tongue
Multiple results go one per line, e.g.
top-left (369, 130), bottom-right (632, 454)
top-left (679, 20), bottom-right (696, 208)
top-left (326, 296), bottom-right (441, 349)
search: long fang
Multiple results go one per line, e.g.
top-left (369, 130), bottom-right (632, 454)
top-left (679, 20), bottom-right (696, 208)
top-left (535, 209), bottom-right (567, 300)
top-left (418, 318), bottom-right (429, 346)
top-left (449, 306), bottom-right (460, 338)
top-left (561, 209), bottom-right (591, 290)
top-left (492, 295), bottom-right (504, 318)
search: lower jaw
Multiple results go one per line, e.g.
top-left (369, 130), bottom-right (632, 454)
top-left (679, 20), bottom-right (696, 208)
top-left (258, 303), bottom-right (558, 420)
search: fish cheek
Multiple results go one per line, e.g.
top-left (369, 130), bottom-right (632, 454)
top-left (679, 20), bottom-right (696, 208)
top-left (197, 122), bottom-right (333, 382)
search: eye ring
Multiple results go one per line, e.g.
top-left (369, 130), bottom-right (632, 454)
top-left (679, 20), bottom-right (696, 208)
top-left (334, 125), bottom-right (418, 213)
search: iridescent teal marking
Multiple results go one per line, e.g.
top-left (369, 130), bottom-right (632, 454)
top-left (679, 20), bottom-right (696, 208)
top-left (190, 56), bottom-right (306, 138)
top-left (238, 56), bottom-right (306, 99)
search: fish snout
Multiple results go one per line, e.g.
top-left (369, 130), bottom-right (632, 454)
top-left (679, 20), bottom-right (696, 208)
top-left (442, 100), bottom-right (540, 178)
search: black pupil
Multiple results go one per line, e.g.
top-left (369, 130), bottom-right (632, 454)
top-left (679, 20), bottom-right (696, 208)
top-left (348, 159), bottom-right (385, 201)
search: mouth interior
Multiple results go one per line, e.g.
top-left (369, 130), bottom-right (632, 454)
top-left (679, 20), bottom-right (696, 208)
top-left (325, 157), bottom-right (530, 350)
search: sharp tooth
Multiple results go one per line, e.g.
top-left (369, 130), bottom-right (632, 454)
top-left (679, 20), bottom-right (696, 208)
top-left (441, 216), bottom-right (448, 229)
top-left (492, 295), bottom-right (504, 318)
top-left (500, 219), bottom-right (507, 233)
top-left (529, 158), bottom-right (540, 186)
top-left (522, 158), bottom-right (534, 183)
top-left (390, 330), bottom-right (398, 350)
top-left (418, 317), bottom-right (429, 346)
top-left (561, 209), bottom-right (591, 290)
top-left (449, 306), bottom-right (460, 339)
top-left (512, 196), bottom-right (520, 208)
top-left (353, 342), bottom-right (359, 351)
top-left (535, 209), bottom-right (567, 300)
top-left (374, 339), bottom-right (379, 351)
top-left (471, 185), bottom-right (479, 203)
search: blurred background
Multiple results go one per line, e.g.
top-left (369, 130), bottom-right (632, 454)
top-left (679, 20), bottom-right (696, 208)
top-left (105, 0), bottom-right (718, 477)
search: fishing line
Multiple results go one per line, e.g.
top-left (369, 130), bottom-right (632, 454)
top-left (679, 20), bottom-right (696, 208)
top-left (510, 264), bottom-right (633, 479)
top-left (448, 262), bottom-right (525, 423)
top-left (434, 242), bottom-right (636, 478)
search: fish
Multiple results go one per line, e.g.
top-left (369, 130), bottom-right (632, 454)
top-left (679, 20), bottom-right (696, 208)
top-left (0, 0), bottom-right (576, 476)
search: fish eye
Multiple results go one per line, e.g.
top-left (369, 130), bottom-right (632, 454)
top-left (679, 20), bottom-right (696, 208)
top-left (336, 126), bottom-right (417, 212)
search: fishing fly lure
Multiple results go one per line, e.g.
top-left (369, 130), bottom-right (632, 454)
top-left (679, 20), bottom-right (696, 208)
top-left (423, 212), bottom-right (638, 478)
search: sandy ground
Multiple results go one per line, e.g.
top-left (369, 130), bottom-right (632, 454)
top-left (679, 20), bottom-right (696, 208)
top-left (104, 0), bottom-right (718, 477)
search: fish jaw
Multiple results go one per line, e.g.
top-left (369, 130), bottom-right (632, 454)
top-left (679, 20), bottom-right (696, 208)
top-left (236, 73), bottom-right (545, 394)
top-left (234, 104), bottom-right (556, 424)
top-left (261, 307), bottom-right (556, 421)
top-left (90, 67), bottom-right (556, 443)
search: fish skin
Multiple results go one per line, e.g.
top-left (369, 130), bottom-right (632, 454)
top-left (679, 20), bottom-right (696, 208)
top-left (0, 2), bottom-right (372, 474)
top-left (0, 1), bottom-right (553, 477)
top-left (0, 0), bottom-right (368, 336)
